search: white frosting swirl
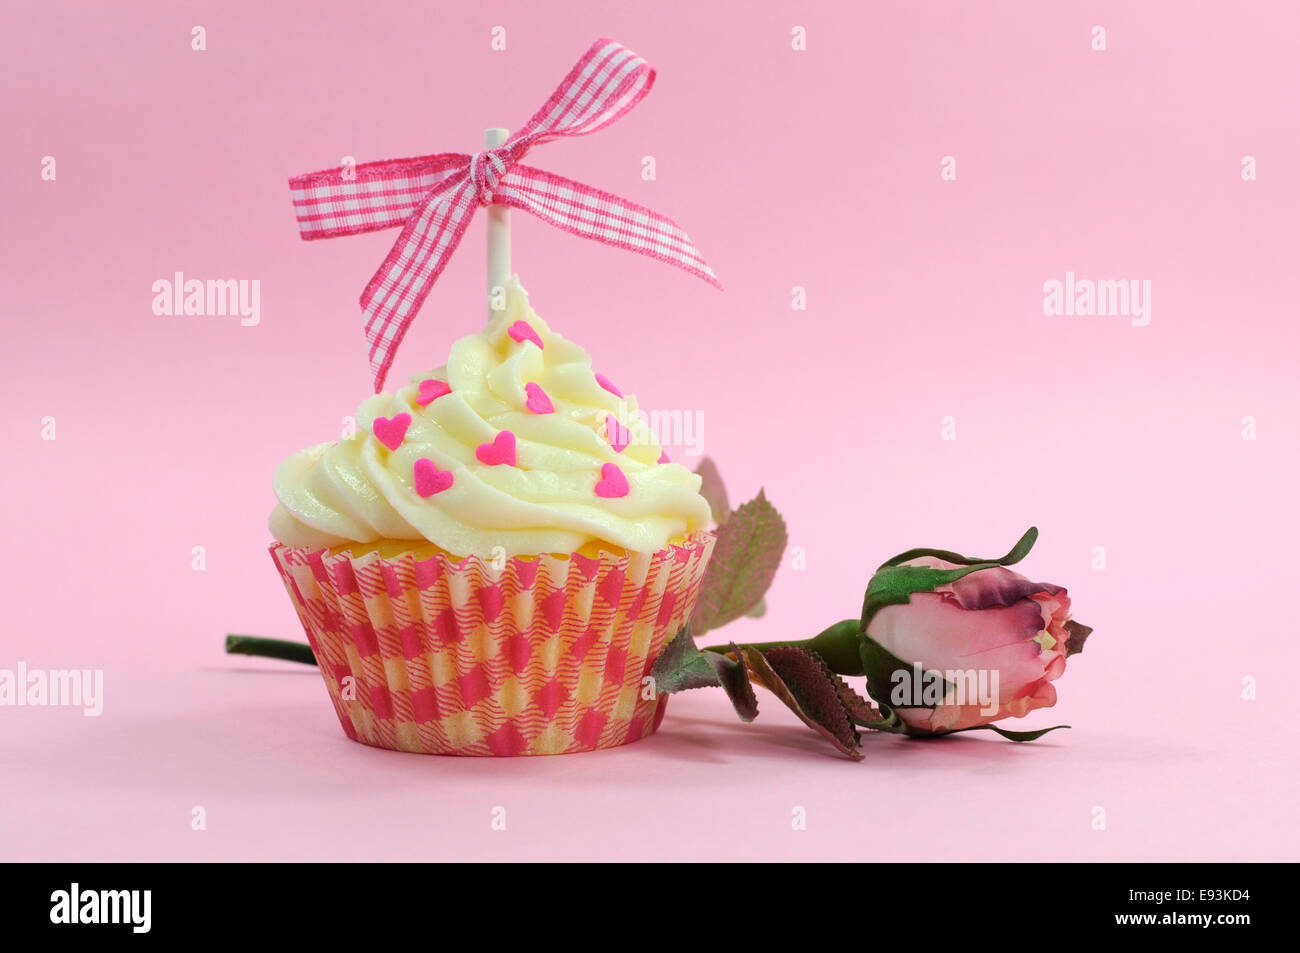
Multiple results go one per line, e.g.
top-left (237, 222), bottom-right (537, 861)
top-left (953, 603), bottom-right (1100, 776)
top-left (269, 277), bottom-right (711, 557)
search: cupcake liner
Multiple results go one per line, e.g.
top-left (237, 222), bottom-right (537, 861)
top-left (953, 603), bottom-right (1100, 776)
top-left (270, 533), bottom-right (715, 756)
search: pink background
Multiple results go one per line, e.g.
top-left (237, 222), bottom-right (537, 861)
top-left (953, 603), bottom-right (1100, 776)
top-left (3, 1), bottom-right (1297, 861)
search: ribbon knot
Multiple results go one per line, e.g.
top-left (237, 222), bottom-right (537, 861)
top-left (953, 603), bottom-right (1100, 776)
top-left (289, 38), bottom-right (721, 391)
top-left (468, 147), bottom-right (511, 205)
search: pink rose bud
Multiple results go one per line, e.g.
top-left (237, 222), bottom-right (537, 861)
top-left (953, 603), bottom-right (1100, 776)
top-left (864, 557), bottom-right (1088, 733)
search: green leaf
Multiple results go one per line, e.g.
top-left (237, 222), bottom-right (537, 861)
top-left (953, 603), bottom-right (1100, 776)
top-left (225, 634), bottom-right (317, 666)
top-left (649, 626), bottom-right (722, 693)
top-left (742, 646), bottom-right (863, 760)
top-left (649, 629), bottom-right (759, 721)
top-left (860, 527), bottom-right (1044, 629)
top-left (691, 489), bottom-right (788, 636)
top-left (857, 632), bottom-right (956, 712)
top-left (879, 526), bottom-right (1038, 570)
top-left (831, 672), bottom-right (882, 727)
top-left (860, 561), bottom-right (1007, 628)
top-left (1064, 620), bottom-right (1093, 657)
top-left (712, 642), bottom-right (759, 722)
top-left (918, 723), bottom-right (1070, 742)
top-left (745, 597), bottom-right (768, 619)
top-left (693, 457), bottom-right (730, 525)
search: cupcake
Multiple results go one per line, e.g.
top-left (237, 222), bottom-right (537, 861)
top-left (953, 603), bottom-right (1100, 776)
top-left (268, 277), bottom-right (715, 755)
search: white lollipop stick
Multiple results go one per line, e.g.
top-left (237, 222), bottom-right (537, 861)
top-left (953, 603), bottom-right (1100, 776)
top-left (484, 127), bottom-right (511, 318)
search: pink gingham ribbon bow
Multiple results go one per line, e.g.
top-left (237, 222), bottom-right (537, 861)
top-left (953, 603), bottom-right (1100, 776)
top-left (289, 38), bottom-right (722, 391)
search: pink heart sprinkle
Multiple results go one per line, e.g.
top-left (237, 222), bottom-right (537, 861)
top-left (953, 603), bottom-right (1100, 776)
top-left (416, 379), bottom-right (451, 406)
top-left (476, 430), bottom-right (517, 466)
top-left (595, 372), bottom-right (623, 398)
top-left (413, 458), bottom-right (454, 497)
top-left (373, 412), bottom-right (412, 451)
top-left (604, 414), bottom-right (630, 453)
top-left (507, 321), bottom-right (544, 350)
top-left (658, 450), bottom-right (670, 464)
top-left (595, 462), bottom-right (629, 499)
top-left (524, 382), bottom-right (554, 414)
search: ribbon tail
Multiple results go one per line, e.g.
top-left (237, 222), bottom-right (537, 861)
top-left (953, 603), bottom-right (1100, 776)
top-left (497, 166), bottom-right (722, 289)
top-left (359, 174), bottom-right (478, 391)
top-left (511, 38), bottom-right (655, 143)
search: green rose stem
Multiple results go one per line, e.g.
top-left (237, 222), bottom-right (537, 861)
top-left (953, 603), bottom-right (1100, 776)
top-left (703, 618), bottom-right (863, 676)
top-left (225, 634), bottom-right (318, 666)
